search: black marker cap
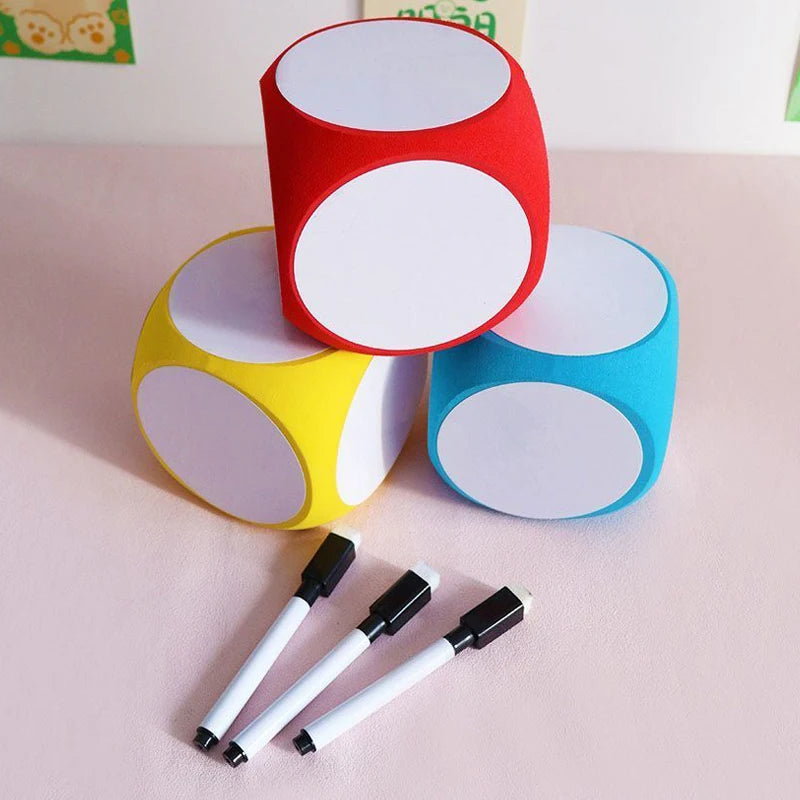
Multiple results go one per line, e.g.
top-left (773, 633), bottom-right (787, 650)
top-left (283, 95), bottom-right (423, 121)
top-left (445, 586), bottom-right (532, 654)
top-left (193, 726), bottom-right (218, 751)
top-left (358, 563), bottom-right (439, 642)
top-left (223, 741), bottom-right (248, 768)
top-left (295, 527), bottom-right (361, 606)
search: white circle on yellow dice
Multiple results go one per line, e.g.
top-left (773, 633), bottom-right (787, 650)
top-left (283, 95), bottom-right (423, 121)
top-left (337, 355), bottom-right (427, 505)
top-left (294, 160), bottom-right (531, 351)
top-left (436, 382), bottom-right (643, 519)
top-left (169, 231), bottom-right (326, 363)
top-left (275, 19), bottom-right (511, 132)
top-left (137, 366), bottom-right (307, 524)
top-left (492, 225), bottom-right (669, 356)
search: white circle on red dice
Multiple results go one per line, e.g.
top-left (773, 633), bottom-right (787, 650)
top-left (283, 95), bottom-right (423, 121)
top-left (492, 225), bottom-right (669, 356)
top-left (336, 355), bottom-right (427, 505)
top-left (136, 367), bottom-right (307, 524)
top-left (169, 229), bottom-right (327, 364)
top-left (294, 160), bottom-right (532, 352)
top-left (275, 19), bottom-right (511, 132)
top-left (436, 382), bottom-right (643, 519)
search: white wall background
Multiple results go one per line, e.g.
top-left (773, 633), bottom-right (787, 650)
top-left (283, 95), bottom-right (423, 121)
top-left (1, 0), bottom-right (800, 153)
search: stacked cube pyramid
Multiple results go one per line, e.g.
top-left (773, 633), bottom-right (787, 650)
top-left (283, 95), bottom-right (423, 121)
top-left (132, 18), bottom-right (678, 529)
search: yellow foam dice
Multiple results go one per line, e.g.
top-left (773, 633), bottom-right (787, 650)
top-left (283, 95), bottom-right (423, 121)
top-left (132, 227), bottom-right (426, 529)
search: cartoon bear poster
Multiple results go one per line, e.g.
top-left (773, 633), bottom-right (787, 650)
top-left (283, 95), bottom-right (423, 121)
top-left (0, 0), bottom-right (134, 63)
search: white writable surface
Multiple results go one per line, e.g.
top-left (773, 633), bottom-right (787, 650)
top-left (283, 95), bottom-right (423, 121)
top-left (337, 355), bottom-right (427, 505)
top-left (295, 160), bottom-right (531, 351)
top-left (136, 367), bottom-right (306, 524)
top-left (169, 230), bottom-right (326, 364)
top-left (492, 225), bottom-right (668, 356)
top-left (276, 19), bottom-right (510, 131)
top-left (436, 382), bottom-right (643, 518)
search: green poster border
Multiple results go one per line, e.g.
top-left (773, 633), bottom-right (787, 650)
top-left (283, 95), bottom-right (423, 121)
top-left (787, 69), bottom-right (800, 122)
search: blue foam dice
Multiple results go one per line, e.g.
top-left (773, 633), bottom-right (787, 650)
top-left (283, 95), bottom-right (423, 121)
top-left (428, 225), bottom-right (679, 519)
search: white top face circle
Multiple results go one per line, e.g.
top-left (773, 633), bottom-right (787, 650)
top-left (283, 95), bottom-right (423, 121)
top-left (137, 367), bottom-right (306, 524)
top-left (294, 160), bottom-right (531, 351)
top-left (275, 20), bottom-right (511, 132)
top-left (492, 226), bottom-right (669, 356)
top-left (436, 382), bottom-right (643, 519)
top-left (169, 230), bottom-right (327, 364)
top-left (336, 355), bottom-right (427, 505)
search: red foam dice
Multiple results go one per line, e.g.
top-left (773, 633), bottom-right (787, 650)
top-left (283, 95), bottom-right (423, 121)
top-left (261, 17), bottom-right (550, 356)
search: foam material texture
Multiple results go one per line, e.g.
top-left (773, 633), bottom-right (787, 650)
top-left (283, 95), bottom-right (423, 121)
top-left (261, 17), bottom-right (550, 356)
top-left (429, 231), bottom-right (679, 518)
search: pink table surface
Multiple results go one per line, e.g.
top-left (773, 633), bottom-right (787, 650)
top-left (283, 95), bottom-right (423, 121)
top-left (0, 145), bottom-right (798, 799)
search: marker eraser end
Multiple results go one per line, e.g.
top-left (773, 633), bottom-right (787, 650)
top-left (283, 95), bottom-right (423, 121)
top-left (331, 524), bottom-right (362, 551)
top-left (507, 585), bottom-right (534, 617)
top-left (411, 561), bottom-right (440, 593)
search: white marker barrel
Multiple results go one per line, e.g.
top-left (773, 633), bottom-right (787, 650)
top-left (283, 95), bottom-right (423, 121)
top-left (194, 529), bottom-right (359, 752)
top-left (299, 637), bottom-right (456, 751)
top-left (234, 628), bottom-right (370, 755)
top-left (261, 18), bottom-right (549, 356)
top-left (224, 563), bottom-right (440, 767)
top-left (200, 596), bottom-right (310, 741)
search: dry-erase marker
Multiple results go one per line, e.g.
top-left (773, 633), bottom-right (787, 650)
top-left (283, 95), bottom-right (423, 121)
top-left (223, 562), bottom-right (440, 766)
top-left (292, 585), bottom-right (532, 755)
top-left (193, 527), bottom-right (361, 751)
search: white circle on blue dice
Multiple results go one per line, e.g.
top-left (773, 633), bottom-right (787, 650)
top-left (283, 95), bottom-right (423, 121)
top-left (437, 383), bottom-right (642, 519)
top-left (492, 225), bottom-right (668, 356)
top-left (437, 382), bottom-right (643, 519)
